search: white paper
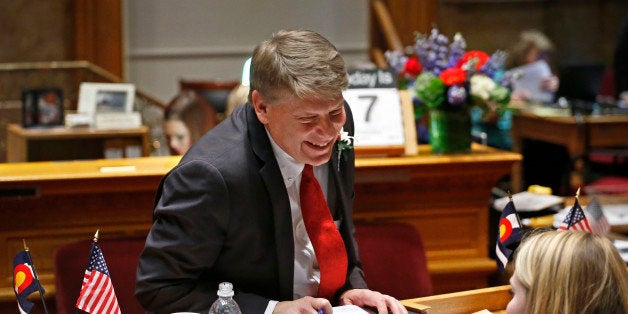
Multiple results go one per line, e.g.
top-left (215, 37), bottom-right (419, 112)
top-left (614, 239), bottom-right (628, 262)
top-left (509, 60), bottom-right (555, 103)
top-left (333, 305), bottom-right (373, 314)
top-left (342, 88), bottom-right (405, 146)
top-left (494, 192), bottom-right (564, 212)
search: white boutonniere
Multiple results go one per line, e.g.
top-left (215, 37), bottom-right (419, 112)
top-left (336, 127), bottom-right (354, 171)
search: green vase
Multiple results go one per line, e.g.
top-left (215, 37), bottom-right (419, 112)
top-left (429, 108), bottom-right (472, 154)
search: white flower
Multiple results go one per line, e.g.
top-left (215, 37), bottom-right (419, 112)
top-left (339, 128), bottom-right (353, 147)
top-left (470, 74), bottom-right (496, 101)
top-left (336, 127), bottom-right (354, 171)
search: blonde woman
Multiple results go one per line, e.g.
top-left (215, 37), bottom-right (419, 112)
top-left (507, 230), bottom-right (628, 314)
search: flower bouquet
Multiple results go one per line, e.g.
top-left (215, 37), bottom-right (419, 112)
top-left (386, 28), bottom-right (512, 153)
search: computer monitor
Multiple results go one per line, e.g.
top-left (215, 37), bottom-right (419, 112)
top-left (556, 62), bottom-right (606, 102)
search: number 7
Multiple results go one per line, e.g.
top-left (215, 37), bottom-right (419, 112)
top-left (358, 95), bottom-right (377, 122)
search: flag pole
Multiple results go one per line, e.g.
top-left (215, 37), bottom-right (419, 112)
top-left (507, 190), bottom-right (523, 227)
top-left (93, 229), bottom-right (100, 243)
top-left (567, 187), bottom-right (581, 229)
top-left (23, 240), bottom-right (49, 314)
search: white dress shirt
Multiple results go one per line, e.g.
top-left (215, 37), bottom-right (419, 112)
top-left (264, 131), bottom-right (329, 313)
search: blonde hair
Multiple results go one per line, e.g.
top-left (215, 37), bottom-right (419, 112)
top-left (506, 29), bottom-right (555, 69)
top-left (248, 29), bottom-right (348, 104)
top-left (514, 230), bottom-right (628, 314)
top-left (225, 83), bottom-right (249, 116)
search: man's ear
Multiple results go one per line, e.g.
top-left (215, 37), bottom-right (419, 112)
top-left (251, 90), bottom-right (270, 124)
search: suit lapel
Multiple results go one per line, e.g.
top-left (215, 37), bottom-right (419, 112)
top-left (329, 129), bottom-right (360, 264)
top-left (246, 105), bottom-right (294, 300)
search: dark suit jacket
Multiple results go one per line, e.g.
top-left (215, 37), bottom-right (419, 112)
top-left (135, 103), bottom-right (367, 313)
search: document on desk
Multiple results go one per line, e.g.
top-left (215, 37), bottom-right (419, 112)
top-left (494, 192), bottom-right (564, 212)
top-left (333, 305), bottom-right (373, 313)
top-left (509, 60), bottom-right (555, 103)
top-left (174, 308), bottom-right (372, 314)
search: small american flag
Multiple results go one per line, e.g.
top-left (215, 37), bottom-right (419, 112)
top-left (76, 243), bottom-right (121, 314)
top-left (586, 197), bottom-right (611, 235)
top-left (558, 198), bottom-right (592, 232)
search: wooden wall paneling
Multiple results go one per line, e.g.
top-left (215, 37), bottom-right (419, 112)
top-left (373, 0), bottom-right (627, 69)
top-left (385, 0), bottom-right (437, 48)
top-left (74, 0), bottom-right (123, 78)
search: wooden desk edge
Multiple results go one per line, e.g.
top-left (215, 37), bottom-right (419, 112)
top-left (0, 285), bottom-right (55, 302)
top-left (402, 285), bottom-right (511, 313)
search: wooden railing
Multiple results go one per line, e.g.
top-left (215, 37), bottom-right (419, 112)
top-left (369, 0), bottom-right (403, 67)
top-left (368, 0), bottom-right (437, 67)
top-left (0, 61), bottom-right (166, 162)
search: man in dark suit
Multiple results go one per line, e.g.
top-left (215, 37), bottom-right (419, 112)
top-left (136, 30), bottom-right (407, 314)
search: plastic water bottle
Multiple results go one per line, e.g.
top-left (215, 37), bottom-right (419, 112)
top-left (208, 282), bottom-right (242, 314)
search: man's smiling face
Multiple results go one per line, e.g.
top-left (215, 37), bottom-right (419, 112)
top-left (252, 90), bottom-right (346, 166)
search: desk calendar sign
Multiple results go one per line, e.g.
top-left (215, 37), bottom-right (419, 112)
top-left (343, 68), bottom-right (417, 156)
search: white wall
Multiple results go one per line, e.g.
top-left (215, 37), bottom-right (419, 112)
top-left (125, 0), bottom-right (370, 103)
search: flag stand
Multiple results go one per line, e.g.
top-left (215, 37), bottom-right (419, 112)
top-left (23, 240), bottom-right (49, 314)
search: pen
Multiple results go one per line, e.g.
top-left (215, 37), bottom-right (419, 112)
top-left (318, 309), bottom-right (324, 314)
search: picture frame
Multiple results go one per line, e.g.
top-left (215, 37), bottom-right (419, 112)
top-left (77, 82), bottom-right (135, 117)
top-left (21, 88), bottom-right (64, 128)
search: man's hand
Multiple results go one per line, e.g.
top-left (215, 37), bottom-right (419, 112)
top-left (339, 289), bottom-right (408, 314)
top-left (273, 296), bottom-right (333, 314)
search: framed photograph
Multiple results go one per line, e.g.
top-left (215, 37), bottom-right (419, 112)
top-left (21, 88), bottom-right (64, 128)
top-left (78, 82), bottom-right (135, 116)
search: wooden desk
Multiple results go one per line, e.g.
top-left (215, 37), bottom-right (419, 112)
top-left (6, 123), bottom-right (151, 162)
top-left (511, 109), bottom-right (628, 192)
top-left (0, 145), bottom-right (520, 309)
top-left (0, 156), bottom-right (181, 310)
top-left (402, 285), bottom-right (511, 314)
top-left (354, 143), bottom-right (521, 293)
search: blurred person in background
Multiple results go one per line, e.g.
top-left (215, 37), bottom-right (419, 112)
top-left (506, 29), bottom-right (560, 103)
top-left (163, 90), bottom-right (219, 155)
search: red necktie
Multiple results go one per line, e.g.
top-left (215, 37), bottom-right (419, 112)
top-left (300, 164), bottom-right (348, 300)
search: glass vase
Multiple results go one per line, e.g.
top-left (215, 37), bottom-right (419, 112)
top-left (428, 108), bottom-right (472, 154)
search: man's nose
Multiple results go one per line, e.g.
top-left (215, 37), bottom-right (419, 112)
top-left (317, 116), bottom-right (337, 137)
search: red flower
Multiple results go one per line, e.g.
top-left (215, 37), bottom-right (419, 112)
top-left (439, 67), bottom-right (467, 86)
top-left (457, 50), bottom-right (489, 71)
top-left (402, 56), bottom-right (423, 76)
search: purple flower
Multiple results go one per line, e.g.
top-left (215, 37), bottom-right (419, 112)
top-left (480, 50), bottom-right (507, 79)
top-left (448, 85), bottom-right (467, 105)
top-left (385, 50), bottom-right (408, 74)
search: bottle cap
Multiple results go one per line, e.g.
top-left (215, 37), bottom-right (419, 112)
top-left (217, 282), bottom-right (234, 297)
